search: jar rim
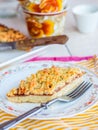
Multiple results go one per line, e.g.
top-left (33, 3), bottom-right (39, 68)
top-left (22, 6), bottom-right (69, 16)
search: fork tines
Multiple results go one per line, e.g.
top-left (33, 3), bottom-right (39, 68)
top-left (67, 81), bottom-right (93, 98)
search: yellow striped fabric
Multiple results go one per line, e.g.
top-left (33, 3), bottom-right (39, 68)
top-left (0, 56), bottom-right (98, 130)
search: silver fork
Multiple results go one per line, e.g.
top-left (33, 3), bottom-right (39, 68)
top-left (0, 81), bottom-right (93, 130)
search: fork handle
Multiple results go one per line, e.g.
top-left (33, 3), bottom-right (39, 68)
top-left (0, 105), bottom-right (45, 130)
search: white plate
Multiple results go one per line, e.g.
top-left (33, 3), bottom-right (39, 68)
top-left (0, 61), bottom-right (98, 120)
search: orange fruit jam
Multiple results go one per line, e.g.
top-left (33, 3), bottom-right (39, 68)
top-left (27, 0), bottom-right (62, 13)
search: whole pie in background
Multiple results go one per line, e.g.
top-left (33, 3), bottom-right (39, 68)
top-left (0, 24), bottom-right (27, 42)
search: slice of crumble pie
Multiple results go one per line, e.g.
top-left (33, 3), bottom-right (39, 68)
top-left (7, 66), bottom-right (85, 103)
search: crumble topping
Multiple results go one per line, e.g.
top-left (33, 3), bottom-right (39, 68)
top-left (0, 24), bottom-right (27, 42)
top-left (7, 66), bottom-right (85, 97)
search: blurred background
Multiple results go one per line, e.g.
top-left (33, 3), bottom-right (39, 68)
top-left (0, 0), bottom-right (29, 36)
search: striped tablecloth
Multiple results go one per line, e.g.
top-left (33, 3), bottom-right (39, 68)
top-left (0, 56), bottom-right (98, 130)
